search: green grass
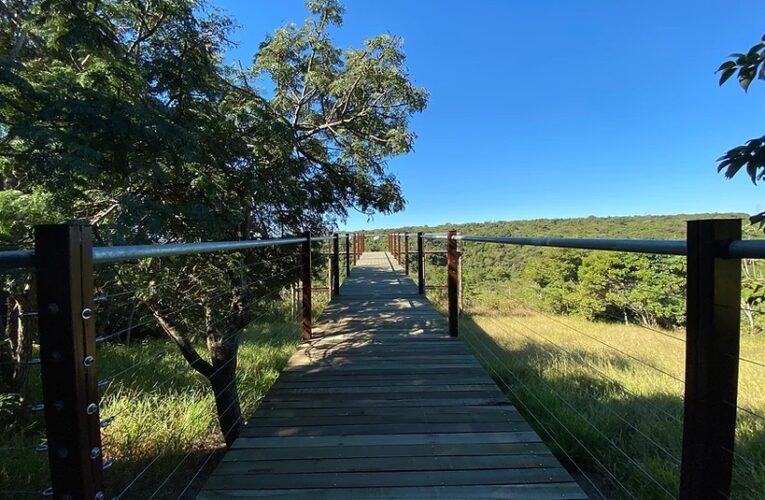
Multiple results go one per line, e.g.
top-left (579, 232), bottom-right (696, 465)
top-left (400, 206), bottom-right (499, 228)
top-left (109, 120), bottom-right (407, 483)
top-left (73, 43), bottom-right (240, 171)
top-left (0, 319), bottom-right (301, 499)
top-left (444, 292), bottom-right (765, 499)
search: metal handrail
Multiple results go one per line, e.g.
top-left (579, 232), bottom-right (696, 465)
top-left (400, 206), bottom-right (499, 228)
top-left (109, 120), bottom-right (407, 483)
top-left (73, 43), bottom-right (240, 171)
top-left (422, 233), bottom-right (765, 258)
top-left (0, 235), bottom-right (349, 269)
top-left (452, 235), bottom-right (687, 256)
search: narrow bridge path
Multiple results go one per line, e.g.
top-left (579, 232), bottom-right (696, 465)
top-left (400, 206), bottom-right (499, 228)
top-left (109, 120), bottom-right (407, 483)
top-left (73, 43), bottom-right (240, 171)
top-left (199, 252), bottom-right (587, 499)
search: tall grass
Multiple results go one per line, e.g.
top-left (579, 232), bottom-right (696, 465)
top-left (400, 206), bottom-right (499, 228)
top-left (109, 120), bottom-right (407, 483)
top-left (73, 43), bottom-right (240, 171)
top-left (443, 291), bottom-right (765, 499)
top-left (0, 319), bottom-right (301, 499)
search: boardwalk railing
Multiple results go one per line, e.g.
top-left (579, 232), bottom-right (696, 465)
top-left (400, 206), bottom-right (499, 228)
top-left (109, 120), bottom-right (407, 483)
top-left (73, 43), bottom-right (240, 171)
top-left (0, 226), bottom-right (367, 498)
top-left (384, 219), bottom-right (760, 499)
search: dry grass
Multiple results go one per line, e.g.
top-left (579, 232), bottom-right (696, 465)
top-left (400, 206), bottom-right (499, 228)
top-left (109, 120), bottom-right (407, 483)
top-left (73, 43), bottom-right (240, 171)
top-left (444, 291), bottom-right (765, 499)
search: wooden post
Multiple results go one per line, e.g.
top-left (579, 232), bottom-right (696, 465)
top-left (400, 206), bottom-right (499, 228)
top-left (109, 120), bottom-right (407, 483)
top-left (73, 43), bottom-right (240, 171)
top-left (301, 232), bottom-right (312, 341)
top-left (353, 233), bottom-right (358, 265)
top-left (397, 233), bottom-right (401, 262)
top-left (458, 249), bottom-right (464, 315)
top-left (345, 233), bottom-right (351, 276)
top-left (680, 219), bottom-right (741, 499)
top-left (404, 233), bottom-right (409, 275)
top-left (35, 224), bottom-right (104, 499)
top-left (447, 230), bottom-right (458, 337)
top-left (417, 232), bottom-right (425, 294)
top-left (332, 233), bottom-right (340, 296)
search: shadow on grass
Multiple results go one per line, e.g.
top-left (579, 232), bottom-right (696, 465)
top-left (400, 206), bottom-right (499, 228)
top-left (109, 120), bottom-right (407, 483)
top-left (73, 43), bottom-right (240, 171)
top-left (457, 314), bottom-right (765, 500)
top-left (0, 319), bottom-right (300, 498)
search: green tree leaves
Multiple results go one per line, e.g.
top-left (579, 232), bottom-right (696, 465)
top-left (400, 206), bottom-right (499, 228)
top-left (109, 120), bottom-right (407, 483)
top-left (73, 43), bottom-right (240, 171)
top-left (716, 34), bottom-right (765, 186)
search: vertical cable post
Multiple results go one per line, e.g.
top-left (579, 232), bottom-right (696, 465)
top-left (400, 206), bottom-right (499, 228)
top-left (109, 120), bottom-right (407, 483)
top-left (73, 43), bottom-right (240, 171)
top-left (332, 233), bottom-right (340, 297)
top-left (447, 230), bottom-right (458, 337)
top-left (680, 218), bottom-right (741, 499)
top-left (404, 233), bottom-right (409, 275)
top-left (345, 233), bottom-right (351, 276)
top-left (417, 232), bottom-right (425, 294)
top-left (301, 232), bottom-right (312, 341)
top-left (35, 224), bottom-right (103, 499)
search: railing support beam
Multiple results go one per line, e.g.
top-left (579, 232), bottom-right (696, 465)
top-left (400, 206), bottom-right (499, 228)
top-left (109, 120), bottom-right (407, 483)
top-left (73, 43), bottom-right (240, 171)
top-left (35, 224), bottom-right (103, 499)
top-left (301, 232), bottom-right (312, 341)
top-left (345, 233), bottom-right (351, 276)
top-left (447, 230), bottom-right (458, 337)
top-left (404, 233), bottom-right (409, 275)
top-left (417, 232), bottom-right (425, 294)
top-left (680, 218), bottom-right (741, 499)
top-left (332, 233), bottom-right (340, 296)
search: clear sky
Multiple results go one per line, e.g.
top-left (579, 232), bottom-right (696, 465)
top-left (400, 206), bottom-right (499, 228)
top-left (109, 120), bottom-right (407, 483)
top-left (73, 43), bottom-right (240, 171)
top-left (213, 0), bottom-right (765, 231)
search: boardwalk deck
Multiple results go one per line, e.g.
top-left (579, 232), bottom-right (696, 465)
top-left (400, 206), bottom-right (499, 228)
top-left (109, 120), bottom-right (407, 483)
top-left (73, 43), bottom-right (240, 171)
top-left (199, 252), bottom-right (587, 499)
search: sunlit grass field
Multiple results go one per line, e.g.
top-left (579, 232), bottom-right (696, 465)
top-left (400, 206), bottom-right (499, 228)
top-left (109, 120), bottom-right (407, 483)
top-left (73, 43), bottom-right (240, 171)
top-left (439, 291), bottom-right (765, 499)
top-left (0, 319), bottom-right (302, 499)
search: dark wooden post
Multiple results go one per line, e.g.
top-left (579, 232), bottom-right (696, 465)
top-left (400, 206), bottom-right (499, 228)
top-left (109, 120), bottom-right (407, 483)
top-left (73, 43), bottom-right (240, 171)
top-left (404, 233), bottom-right (409, 274)
top-left (345, 233), bottom-right (351, 276)
top-left (353, 233), bottom-right (358, 265)
top-left (447, 230), bottom-right (458, 337)
top-left (332, 233), bottom-right (340, 296)
top-left (417, 232), bottom-right (425, 294)
top-left (680, 219), bottom-right (741, 500)
top-left (397, 233), bottom-right (401, 262)
top-left (35, 224), bottom-right (104, 499)
top-left (301, 232), bottom-right (312, 341)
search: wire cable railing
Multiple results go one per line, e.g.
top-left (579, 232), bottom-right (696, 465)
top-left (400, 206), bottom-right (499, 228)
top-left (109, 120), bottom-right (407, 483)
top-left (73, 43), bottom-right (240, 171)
top-left (414, 222), bottom-right (763, 499)
top-left (0, 228), bottom-right (362, 498)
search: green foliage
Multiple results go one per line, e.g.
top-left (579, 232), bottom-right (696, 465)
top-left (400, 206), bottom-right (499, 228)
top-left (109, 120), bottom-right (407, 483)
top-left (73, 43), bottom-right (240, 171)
top-left (716, 34), bottom-right (765, 201)
top-left (381, 213), bottom-right (757, 329)
top-left (0, 0), bottom-right (426, 445)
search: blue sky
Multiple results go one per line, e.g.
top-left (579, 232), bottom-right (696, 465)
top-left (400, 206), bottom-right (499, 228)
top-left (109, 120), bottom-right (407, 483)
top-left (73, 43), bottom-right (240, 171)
top-left (213, 0), bottom-right (765, 231)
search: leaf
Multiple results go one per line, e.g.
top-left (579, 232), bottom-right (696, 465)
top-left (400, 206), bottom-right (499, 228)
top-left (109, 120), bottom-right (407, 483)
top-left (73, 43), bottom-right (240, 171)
top-left (717, 60), bottom-right (736, 72)
top-left (719, 67), bottom-right (736, 85)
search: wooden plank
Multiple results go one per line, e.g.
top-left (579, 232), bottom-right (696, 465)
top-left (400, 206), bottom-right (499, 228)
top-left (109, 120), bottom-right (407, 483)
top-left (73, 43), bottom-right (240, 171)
top-left (231, 431), bottom-right (542, 449)
top-left (240, 421), bottom-right (533, 437)
top-left (213, 453), bottom-right (562, 474)
top-left (200, 251), bottom-right (586, 498)
top-left (256, 398), bottom-right (511, 409)
top-left (222, 442), bottom-right (554, 461)
top-left (203, 468), bottom-right (574, 490)
top-left (198, 483), bottom-right (588, 499)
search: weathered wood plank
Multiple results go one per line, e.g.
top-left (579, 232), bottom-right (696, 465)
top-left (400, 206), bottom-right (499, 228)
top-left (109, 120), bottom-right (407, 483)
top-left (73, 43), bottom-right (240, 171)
top-left (203, 468), bottom-right (575, 490)
top-left (213, 453), bottom-right (562, 474)
top-left (199, 252), bottom-right (586, 498)
top-left (198, 483), bottom-right (588, 499)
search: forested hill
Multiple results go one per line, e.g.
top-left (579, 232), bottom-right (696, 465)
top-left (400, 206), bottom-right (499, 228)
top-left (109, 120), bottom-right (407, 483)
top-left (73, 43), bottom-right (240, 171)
top-left (366, 212), bottom-right (760, 240)
top-left (364, 213), bottom-right (763, 330)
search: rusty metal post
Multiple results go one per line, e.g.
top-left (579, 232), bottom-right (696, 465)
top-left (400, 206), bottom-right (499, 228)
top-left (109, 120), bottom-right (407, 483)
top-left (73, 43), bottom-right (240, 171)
top-left (332, 233), bottom-right (340, 296)
top-left (417, 232), bottom-right (425, 294)
top-left (301, 232), bottom-right (312, 341)
top-left (404, 233), bottom-right (409, 275)
top-left (680, 219), bottom-right (741, 499)
top-left (35, 224), bottom-right (104, 499)
top-left (345, 233), bottom-right (350, 276)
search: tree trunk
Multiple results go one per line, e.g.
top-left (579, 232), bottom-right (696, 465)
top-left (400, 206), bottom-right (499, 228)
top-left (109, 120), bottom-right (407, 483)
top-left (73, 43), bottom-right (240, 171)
top-left (207, 336), bottom-right (242, 447)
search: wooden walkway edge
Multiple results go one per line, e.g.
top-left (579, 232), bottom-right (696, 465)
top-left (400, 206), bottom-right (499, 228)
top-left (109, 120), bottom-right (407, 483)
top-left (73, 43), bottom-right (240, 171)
top-left (199, 252), bottom-right (587, 499)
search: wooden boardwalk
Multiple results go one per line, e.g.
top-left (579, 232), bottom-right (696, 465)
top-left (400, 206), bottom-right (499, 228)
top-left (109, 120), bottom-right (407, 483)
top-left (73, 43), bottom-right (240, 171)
top-left (199, 252), bottom-right (587, 499)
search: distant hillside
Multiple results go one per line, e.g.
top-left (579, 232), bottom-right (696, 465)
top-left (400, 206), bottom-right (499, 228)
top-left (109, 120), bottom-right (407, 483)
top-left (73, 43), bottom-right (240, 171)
top-left (363, 212), bottom-right (758, 241)
top-left (361, 214), bottom-right (762, 313)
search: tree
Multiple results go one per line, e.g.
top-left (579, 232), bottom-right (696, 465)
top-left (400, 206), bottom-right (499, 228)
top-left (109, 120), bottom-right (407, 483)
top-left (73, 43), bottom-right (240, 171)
top-left (716, 35), bottom-right (765, 224)
top-left (0, 0), bottom-right (427, 445)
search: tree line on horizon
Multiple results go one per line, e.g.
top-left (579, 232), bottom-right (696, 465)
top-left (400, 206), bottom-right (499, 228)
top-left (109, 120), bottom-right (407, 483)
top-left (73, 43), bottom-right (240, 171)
top-left (371, 213), bottom-right (765, 333)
